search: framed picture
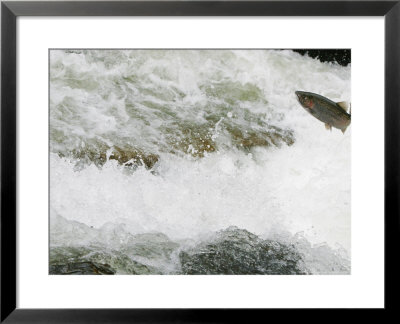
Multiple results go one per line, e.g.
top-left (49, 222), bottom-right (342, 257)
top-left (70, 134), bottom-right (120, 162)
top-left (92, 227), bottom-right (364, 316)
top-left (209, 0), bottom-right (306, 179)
top-left (1, 0), bottom-right (398, 321)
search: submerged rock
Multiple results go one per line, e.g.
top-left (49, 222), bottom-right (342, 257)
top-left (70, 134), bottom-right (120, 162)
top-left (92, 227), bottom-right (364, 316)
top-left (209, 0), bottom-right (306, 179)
top-left (50, 246), bottom-right (157, 275)
top-left (163, 124), bottom-right (217, 158)
top-left (108, 146), bottom-right (159, 169)
top-left (55, 138), bottom-right (159, 170)
top-left (201, 81), bottom-right (265, 105)
top-left (49, 218), bottom-right (348, 275)
top-left (227, 125), bottom-right (294, 150)
top-left (49, 261), bottom-right (115, 275)
top-left (179, 227), bottom-right (307, 275)
top-left (50, 217), bottom-right (181, 274)
top-left (128, 232), bottom-right (180, 260)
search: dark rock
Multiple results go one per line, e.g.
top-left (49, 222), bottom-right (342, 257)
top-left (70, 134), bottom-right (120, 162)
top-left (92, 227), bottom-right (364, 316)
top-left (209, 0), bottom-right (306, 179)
top-left (49, 261), bottom-right (115, 275)
top-left (50, 218), bottom-right (181, 274)
top-left (179, 227), bottom-right (306, 275)
top-left (164, 124), bottom-right (217, 158)
top-left (57, 138), bottom-right (159, 170)
top-left (128, 232), bottom-right (180, 260)
top-left (228, 125), bottom-right (294, 150)
top-left (50, 245), bottom-right (159, 275)
top-left (292, 49), bottom-right (351, 66)
top-left (108, 146), bottom-right (159, 169)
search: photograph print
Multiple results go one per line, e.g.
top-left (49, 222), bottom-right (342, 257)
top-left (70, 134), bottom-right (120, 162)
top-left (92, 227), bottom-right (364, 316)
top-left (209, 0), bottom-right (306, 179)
top-left (49, 49), bottom-right (351, 275)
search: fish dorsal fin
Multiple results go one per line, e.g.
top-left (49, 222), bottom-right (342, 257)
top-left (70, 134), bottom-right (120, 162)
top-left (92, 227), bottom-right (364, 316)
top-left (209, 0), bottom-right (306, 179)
top-left (336, 101), bottom-right (349, 112)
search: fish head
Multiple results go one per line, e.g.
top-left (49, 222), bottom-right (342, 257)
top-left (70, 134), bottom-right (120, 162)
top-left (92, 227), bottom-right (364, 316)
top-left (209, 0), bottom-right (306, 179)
top-left (295, 91), bottom-right (314, 109)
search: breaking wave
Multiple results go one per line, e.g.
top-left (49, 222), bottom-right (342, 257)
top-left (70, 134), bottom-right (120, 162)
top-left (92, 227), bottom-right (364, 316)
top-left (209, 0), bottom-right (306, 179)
top-left (50, 49), bottom-right (351, 274)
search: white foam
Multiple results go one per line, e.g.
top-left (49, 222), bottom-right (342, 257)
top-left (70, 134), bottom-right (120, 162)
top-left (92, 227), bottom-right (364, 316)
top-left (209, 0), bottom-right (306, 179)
top-left (50, 50), bottom-right (351, 252)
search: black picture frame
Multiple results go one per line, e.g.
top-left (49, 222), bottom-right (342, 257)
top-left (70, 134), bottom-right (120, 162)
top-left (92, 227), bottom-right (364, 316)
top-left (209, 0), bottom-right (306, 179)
top-left (1, 1), bottom-right (399, 322)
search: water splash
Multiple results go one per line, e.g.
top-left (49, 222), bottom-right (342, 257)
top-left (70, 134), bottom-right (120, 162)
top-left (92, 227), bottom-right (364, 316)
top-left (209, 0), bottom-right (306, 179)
top-left (50, 49), bottom-right (351, 274)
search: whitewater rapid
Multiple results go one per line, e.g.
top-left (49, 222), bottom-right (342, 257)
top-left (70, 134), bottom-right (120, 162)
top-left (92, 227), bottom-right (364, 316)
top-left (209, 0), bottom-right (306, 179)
top-left (50, 49), bottom-right (351, 274)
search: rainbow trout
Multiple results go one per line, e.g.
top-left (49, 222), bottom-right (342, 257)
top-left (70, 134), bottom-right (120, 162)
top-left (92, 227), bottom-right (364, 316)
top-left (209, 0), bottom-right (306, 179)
top-left (295, 91), bottom-right (351, 134)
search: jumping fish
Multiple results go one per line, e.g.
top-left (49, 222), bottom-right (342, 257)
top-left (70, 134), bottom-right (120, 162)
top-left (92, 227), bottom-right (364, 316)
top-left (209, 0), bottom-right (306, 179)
top-left (295, 91), bottom-right (351, 134)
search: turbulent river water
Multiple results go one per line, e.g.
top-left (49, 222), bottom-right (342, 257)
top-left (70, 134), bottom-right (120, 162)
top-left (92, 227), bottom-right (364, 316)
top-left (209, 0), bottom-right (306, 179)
top-left (49, 49), bottom-right (351, 275)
